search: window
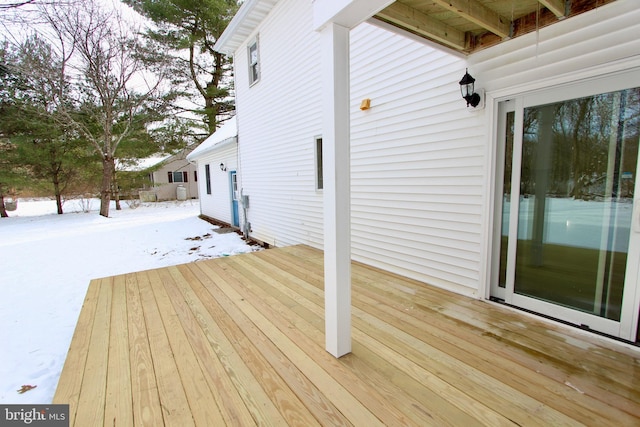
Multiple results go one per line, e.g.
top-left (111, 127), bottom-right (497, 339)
top-left (204, 164), bottom-right (211, 195)
top-left (315, 136), bottom-right (323, 190)
top-left (194, 170), bottom-right (198, 182)
top-left (167, 171), bottom-right (188, 183)
top-left (248, 37), bottom-right (260, 85)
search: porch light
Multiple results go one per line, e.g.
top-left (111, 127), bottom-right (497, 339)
top-left (459, 69), bottom-right (481, 108)
top-left (219, 162), bottom-right (226, 171)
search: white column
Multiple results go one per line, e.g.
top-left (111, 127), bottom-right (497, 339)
top-left (320, 22), bottom-right (351, 358)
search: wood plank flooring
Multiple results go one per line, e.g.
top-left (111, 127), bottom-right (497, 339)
top-left (53, 245), bottom-right (640, 426)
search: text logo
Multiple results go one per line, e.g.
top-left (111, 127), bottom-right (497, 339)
top-left (0, 405), bottom-right (68, 426)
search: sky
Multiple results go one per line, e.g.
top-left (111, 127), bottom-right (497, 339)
top-left (0, 198), bottom-right (259, 404)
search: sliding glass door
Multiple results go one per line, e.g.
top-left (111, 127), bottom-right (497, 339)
top-left (491, 73), bottom-right (640, 340)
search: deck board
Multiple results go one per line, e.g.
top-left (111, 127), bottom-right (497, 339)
top-left (105, 275), bottom-right (133, 427)
top-left (74, 277), bottom-right (111, 427)
top-left (125, 272), bottom-right (164, 426)
top-left (54, 245), bottom-right (640, 426)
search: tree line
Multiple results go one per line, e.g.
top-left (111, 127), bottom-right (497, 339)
top-left (0, 0), bottom-right (237, 217)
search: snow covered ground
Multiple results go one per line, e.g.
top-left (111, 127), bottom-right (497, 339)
top-left (0, 198), bottom-right (259, 404)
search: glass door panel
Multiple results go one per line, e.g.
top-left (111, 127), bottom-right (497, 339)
top-left (514, 90), bottom-right (638, 320)
top-left (514, 88), bottom-right (639, 321)
top-left (493, 81), bottom-right (640, 339)
top-left (499, 110), bottom-right (515, 289)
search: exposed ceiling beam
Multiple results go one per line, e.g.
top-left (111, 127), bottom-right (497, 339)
top-left (538, 0), bottom-right (566, 18)
top-left (431, 0), bottom-right (511, 39)
top-left (376, 2), bottom-right (467, 51)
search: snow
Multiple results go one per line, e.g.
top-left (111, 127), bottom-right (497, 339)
top-left (0, 198), bottom-right (259, 405)
top-left (116, 153), bottom-right (171, 172)
top-left (187, 116), bottom-right (237, 161)
top-left (503, 197), bottom-right (633, 252)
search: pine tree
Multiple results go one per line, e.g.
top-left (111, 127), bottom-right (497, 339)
top-left (123, 0), bottom-right (238, 135)
top-left (0, 36), bottom-right (101, 214)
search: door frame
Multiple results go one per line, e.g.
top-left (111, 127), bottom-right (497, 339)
top-left (485, 68), bottom-right (640, 341)
top-left (229, 170), bottom-right (239, 227)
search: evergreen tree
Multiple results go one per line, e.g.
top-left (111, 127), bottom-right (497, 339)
top-left (0, 36), bottom-right (99, 214)
top-left (123, 0), bottom-right (238, 136)
top-left (0, 40), bottom-right (33, 216)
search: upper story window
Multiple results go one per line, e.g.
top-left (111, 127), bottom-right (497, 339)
top-left (248, 37), bottom-right (260, 86)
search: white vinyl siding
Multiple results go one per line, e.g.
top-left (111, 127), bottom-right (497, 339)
top-left (234, 1), bottom-right (481, 295)
top-left (197, 143), bottom-right (238, 225)
top-left (350, 23), bottom-right (482, 295)
top-left (234, 0), bottom-right (324, 248)
top-left (230, 0), bottom-right (639, 299)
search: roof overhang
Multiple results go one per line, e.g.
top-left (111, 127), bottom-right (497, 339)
top-left (216, 0), bottom-right (618, 57)
top-left (116, 154), bottom-right (172, 172)
top-left (187, 117), bottom-right (238, 162)
top-left (373, 0), bottom-right (618, 55)
top-left (214, 0), bottom-right (279, 55)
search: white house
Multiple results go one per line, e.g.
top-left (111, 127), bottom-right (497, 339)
top-left (213, 0), bottom-right (640, 356)
top-left (187, 117), bottom-right (241, 228)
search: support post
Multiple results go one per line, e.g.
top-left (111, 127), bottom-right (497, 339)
top-left (320, 22), bottom-right (351, 358)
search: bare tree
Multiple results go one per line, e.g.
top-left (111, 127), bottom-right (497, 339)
top-left (41, 0), bottom-right (165, 217)
top-left (0, 0), bottom-right (39, 10)
top-left (1, 1), bottom-right (78, 30)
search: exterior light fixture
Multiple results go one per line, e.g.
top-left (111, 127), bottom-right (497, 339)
top-left (459, 69), bottom-right (481, 108)
top-left (219, 162), bottom-right (226, 171)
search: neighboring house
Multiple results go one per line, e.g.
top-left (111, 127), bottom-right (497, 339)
top-left (187, 117), bottom-right (240, 227)
top-left (123, 147), bottom-right (199, 201)
top-left (213, 0), bottom-right (640, 355)
top-left (146, 147), bottom-right (199, 201)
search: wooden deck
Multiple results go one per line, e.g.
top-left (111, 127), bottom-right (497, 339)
top-left (53, 245), bottom-right (640, 426)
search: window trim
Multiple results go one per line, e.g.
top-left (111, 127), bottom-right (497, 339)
top-left (169, 171), bottom-right (186, 183)
top-left (314, 135), bottom-right (323, 191)
top-left (204, 164), bottom-right (212, 195)
top-left (248, 36), bottom-right (260, 86)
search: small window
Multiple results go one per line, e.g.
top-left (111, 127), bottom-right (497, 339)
top-left (171, 171), bottom-right (184, 183)
top-left (204, 164), bottom-right (211, 195)
top-left (248, 37), bottom-right (260, 85)
top-left (315, 136), bottom-right (323, 190)
top-left (194, 170), bottom-right (198, 182)
top-left (167, 171), bottom-right (173, 183)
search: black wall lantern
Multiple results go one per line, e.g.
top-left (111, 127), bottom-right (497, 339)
top-left (459, 69), bottom-right (481, 108)
top-left (219, 162), bottom-right (227, 171)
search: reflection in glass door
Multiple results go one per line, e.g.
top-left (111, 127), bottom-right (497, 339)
top-left (493, 84), bottom-right (640, 340)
